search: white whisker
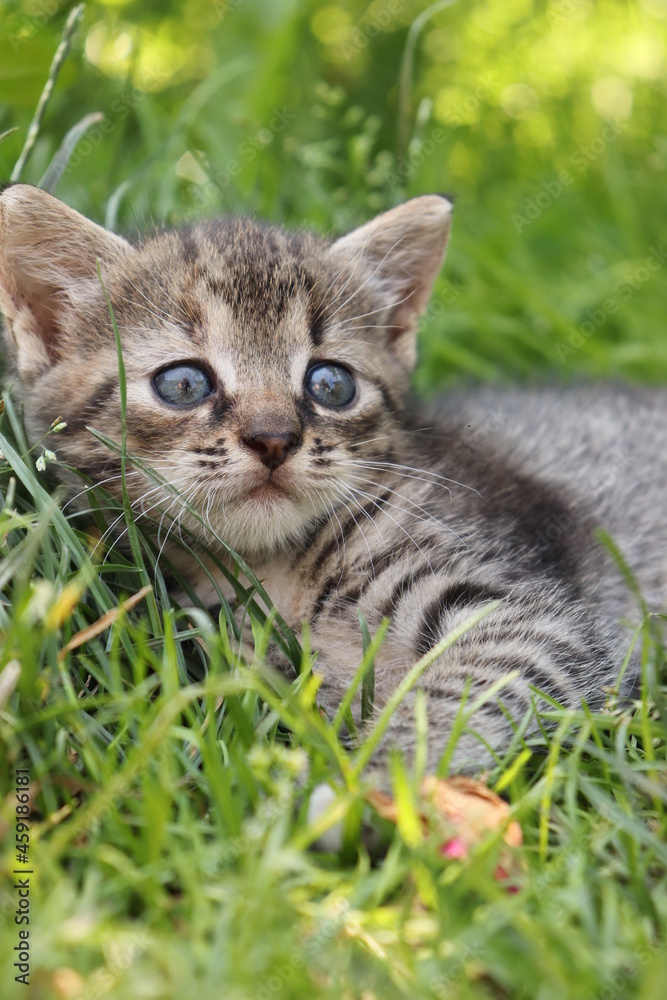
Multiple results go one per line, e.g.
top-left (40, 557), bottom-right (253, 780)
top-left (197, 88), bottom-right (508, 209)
top-left (329, 484), bottom-right (378, 575)
top-left (351, 459), bottom-right (479, 496)
top-left (343, 482), bottom-right (436, 575)
top-left (328, 233), bottom-right (407, 323)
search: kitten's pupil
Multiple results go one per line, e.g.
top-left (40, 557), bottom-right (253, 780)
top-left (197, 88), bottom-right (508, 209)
top-left (153, 364), bottom-right (212, 407)
top-left (305, 363), bottom-right (356, 408)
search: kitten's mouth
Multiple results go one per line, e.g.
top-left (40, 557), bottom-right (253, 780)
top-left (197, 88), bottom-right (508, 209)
top-left (228, 469), bottom-right (302, 515)
top-left (243, 480), bottom-right (291, 505)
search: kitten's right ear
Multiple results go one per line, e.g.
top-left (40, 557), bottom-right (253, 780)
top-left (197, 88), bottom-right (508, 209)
top-left (329, 195), bottom-right (452, 371)
top-left (0, 184), bottom-right (132, 375)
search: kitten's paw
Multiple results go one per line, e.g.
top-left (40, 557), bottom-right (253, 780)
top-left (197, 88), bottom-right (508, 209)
top-left (307, 782), bottom-right (344, 854)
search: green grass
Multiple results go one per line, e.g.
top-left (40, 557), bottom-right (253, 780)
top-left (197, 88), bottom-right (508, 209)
top-left (1, 384), bottom-right (666, 999)
top-left (1, 2), bottom-right (667, 997)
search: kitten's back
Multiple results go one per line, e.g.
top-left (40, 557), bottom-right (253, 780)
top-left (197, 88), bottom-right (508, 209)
top-left (431, 384), bottom-right (667, 607)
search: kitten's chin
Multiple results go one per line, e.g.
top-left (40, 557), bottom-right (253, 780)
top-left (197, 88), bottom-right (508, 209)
top-left (244, 483), bottom-right (289, 508)
top-left (205, 487), bottom-right (322, 561)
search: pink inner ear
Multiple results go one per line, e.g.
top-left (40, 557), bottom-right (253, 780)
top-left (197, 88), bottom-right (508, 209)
top-left (387, 281), bottom-right (423, 342)
top-left (387, 325), bottom-right (406, 344)
top-left (29, 293), bottom-right (63, 361)
top-left (13, 271), bottom-right (65, 362)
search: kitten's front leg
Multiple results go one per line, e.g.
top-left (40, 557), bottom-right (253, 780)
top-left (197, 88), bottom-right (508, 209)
top-left (311, 592), bottom-right (614, 775)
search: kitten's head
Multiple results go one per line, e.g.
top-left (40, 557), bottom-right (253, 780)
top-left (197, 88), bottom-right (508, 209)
top-left (0, 185), bottom-right (451, 559)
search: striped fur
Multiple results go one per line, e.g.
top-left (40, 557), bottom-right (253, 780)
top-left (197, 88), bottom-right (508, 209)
top-left (1, 184), bottom-right (665, 772)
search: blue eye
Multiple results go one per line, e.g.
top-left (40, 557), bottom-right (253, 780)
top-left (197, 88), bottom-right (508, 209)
top-left (305, 363), bottom-right (356, 408)
top-left (152, 364), bottom-right (213, 407)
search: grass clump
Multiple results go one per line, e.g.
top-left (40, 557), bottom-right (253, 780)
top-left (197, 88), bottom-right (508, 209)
top-left (1, 385), bottom-right (666, 999)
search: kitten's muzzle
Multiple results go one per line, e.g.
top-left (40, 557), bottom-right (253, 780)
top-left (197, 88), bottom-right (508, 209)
top-left (241, 429), bottom-right (302, 472)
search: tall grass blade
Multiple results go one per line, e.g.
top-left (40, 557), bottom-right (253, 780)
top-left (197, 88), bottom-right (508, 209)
top-left (11, 4), bottom-right (86, 183)
top-left (96, 262), bottom-right (161, 635)
top-left (39, 112), bottom-right (104, 193)
top-left (352, 600), bottom-right (500, 775)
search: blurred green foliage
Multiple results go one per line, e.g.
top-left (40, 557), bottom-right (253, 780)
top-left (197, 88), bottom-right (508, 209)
top-left (1, 0), bottom-right (666, 388)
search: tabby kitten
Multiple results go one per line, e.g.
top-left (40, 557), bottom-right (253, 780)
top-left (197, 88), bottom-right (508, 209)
top-left (1, 184), bottom-right (665, 771)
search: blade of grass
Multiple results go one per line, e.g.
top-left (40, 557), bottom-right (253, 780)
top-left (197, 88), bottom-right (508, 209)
top-left (397, 0), bottom-right (460, 152)
top-left (539, 711), bottom-right (577, 860)
top-left (0, 127), bottom-right (19, 145)
top-left (596, 528), bottom-right (649, 618)
top-left (58, 584), bottom-right (152, 661)
top-left (43, 672), bottom-right (255, 853)
top-left (0, 418), bottom-right (114, 613)
top-left (96, 261), bottom-right (161, 635)
top-left (39, 111), bottom-right (104, 193)
top-left (352, 601), bottom-right (500, 776)
top-left (332, 616), bottom-right (389, 736)
top-left (359, 610), bottom-right (376, 724)
top-left (11, 4), bottom-right (86, 182)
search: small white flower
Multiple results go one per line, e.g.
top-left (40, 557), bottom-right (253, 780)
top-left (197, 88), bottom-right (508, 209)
top-left (35, 453), bottom-right (46, 472)
top-left (44, 449), bottom-right (57, 463)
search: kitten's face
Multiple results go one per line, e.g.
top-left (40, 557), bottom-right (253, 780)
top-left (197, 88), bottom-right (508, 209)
top-left (0, 187), bottom-right (451, 560)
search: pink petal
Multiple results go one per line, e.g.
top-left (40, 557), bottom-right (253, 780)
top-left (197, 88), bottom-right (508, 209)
top-left (441, 836), bottom-right (468, 859)
top-left (494, 864), bottom-right (521, 893)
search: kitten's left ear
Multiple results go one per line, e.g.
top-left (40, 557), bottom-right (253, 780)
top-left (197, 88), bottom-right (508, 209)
top-left (330, 195), bottom-right (452, 369)
top-left (0, 184), bottom-right (132, 375)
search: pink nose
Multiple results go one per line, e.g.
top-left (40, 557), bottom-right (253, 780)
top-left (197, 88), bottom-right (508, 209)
top-left (241, 430), bottom-right (302, 471)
